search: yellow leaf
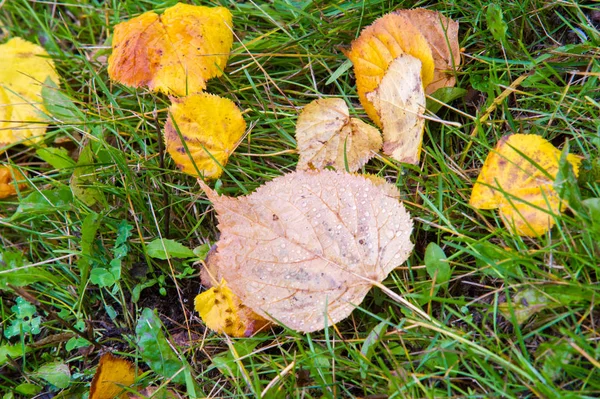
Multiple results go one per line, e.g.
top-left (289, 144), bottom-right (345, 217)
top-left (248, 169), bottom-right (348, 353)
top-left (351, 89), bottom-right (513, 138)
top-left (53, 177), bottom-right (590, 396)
top-left (295, 98), bottom-right (382, 171)
top-left (164, 93), bottom-right (246, 179)
top-left (0, 166), bottom-right (27, 199)
top-left (346, 12), bottom-right (434, 127)
top-left (366, 55), bottom-right (426, 164)
top-left (395, 9), bottom-right (461, 94)
top-left (89, 353), bottom-right (135, 399)
top-left (108, 3), bottom-right (233, 96)
top-left (0, 37), bottom-right (59, 151)
top-left (195, 279), bottom-right (270, 337)
top-left (469, 134), bottom-right (582, 236)
top-left (200, 170), bottom-right (414, 333)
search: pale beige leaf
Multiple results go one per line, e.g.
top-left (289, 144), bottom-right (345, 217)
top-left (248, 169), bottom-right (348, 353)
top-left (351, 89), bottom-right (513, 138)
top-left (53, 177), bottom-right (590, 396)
top-left (200, 170), bottom-right (414, 333)
top-left (397, 9), bottom-right (461, 94)
top-left (366, 55), bottom-right (426, 164)
top-left (296, 98), bottom-right (382, 172)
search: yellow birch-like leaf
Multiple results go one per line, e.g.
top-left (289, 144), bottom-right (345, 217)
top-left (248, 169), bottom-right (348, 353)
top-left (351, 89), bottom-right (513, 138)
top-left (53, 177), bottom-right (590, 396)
top-left (89, 353), bottom-right (135, 399)
top-left (469, 134), bottom-right (582, 236)
top-left (195, 279), bottom-right (271, 337)
top-left (163, 93), bottom-right (246, 179)
top-left (0, 37), bottom-right (59, 151)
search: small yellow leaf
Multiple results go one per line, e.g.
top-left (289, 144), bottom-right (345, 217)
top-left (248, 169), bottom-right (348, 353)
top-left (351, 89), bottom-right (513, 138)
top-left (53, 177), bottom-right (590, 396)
top-left (89, 353), bottom-right (135, 399)
top-left (346, 12), bottom-right (434, 127)
top-left (195, 279), bottom-right (270, 337)
top-left (295, 98), bottom-right (382, 171)
top-left (469, 134), bottom-right (582, 236)
top-left (164, 93), bottom-right (246, 179)
top-left (108, 3), bottom-right (233, 96)
top-left (0, 166), bottom-right (27, 199)
top-left (395, 9), bottom-right (461, 94)
top-left (0, 37), bottom-right (59, 151)
top-left (366, 55), bottom-right (426, 164)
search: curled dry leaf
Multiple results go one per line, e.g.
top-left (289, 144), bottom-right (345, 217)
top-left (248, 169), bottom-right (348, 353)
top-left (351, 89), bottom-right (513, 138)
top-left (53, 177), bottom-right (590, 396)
top-left (200, 170), bottom-right (414, 333)
top-left (295, 98), bottom-right (382, 172)
top-left (0, 166), bottom-right (27, 199)
top-left (89, 353), bottom-right (135, 399)
top-left (0, 37), bottom-right (59, 151)
top-left (366, 55), bottom-right (426, 164)
top-left (345, 12), bottom-right (434, 127)
top-left (108, 3), bottom-right (233, 96)
top-left (195, 278), bottom-right (271, 337)
top-left (164, 93), bottom-right (246, 179)
top-left (469, 134), bottom-right (582, 237)
top-left (396, 9), bottom-right (461, 94)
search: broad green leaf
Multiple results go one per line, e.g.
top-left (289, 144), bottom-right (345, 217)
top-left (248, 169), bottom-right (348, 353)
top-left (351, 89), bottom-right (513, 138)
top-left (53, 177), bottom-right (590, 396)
top-left (486, 4), bottom-right (508, 45)
top-left (35, 147), bottom-right (76, 170)
top-left (426, 87), bottom-right (467, 114)
top-left (78, 212), bottom-right (100, 293)
top-left (499, 285), bottom-right (591, 324)
top-left (13, 186), bottom-right (73, 218)
top-left (70, 143), bottom-right (107, 208)
top-left (35, 361), bottom-right (71, 389)
top-left (424, 242), bottom-right (450, 286)
top-left (0, 343), bottom-right (30, 365)
top-left (89, 268), bottom-right (117, 288)
top-left (146, 239), bottom-right (195, 260)
top-left (42, 77), bottom-right (84, 122)
top-left (0, 250), bottom-right (55, 290)
top-left (136, 308), bottom-right (193, 388)
top-left (359, 319), bottom-right (388, 379)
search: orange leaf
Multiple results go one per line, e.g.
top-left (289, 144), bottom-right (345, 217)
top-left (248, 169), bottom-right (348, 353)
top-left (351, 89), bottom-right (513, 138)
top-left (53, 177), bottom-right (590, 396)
top-left (469, 134), bottom-right (582, 236)
top-left (163, 93), bottom-right (246, 179)
top-left (89, 353), bottom-right (135, 399)
top-left (108, 3), bottom-right (233, 96)
top-left (195, 278), bottom-right (271, 337)
top-left (395, 9), bottom-right (461, 94)
top-left (295, 98), bottom-right (382, 171)
top-left (346, 12), bottom-right (434, 127)
top-left (200, 170), bottom-right (414, 333)
top-left (0, 166), bottom-right (27, 199)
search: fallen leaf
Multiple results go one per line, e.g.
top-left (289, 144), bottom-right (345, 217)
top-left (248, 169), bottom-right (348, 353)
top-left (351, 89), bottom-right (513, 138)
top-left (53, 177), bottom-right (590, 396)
top-left (396, 9), bottom-right (461, 94)
top-left (0, 37), bottom-right (59, 151)
top-left (469, 134), bottom-right (582, 236)
top-left (89, 353), bottom-right (135, 399)
top-left (0, 166), bottom-right (27, 199)
top-left (346, 12), bottom-right (434, 127)
top-left (108, 3), bottom-right (233, 96)
top-left (366, 55), bottom-right (426, 164)
top-left (200, 170), bottom-right (414, 333)
top-left (163, 93), bottom-right (246, 179)
top-left (295, 98), bottom-right (382, 171)
top-left (195, 278), bottom-right (271, 337)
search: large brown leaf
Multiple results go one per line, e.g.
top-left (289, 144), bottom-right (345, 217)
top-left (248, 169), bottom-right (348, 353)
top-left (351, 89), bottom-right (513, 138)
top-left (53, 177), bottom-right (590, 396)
top-left (200, 170), bottom-right (414, 333)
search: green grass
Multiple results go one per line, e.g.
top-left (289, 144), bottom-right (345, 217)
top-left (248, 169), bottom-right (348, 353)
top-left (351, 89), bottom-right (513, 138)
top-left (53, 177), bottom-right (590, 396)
top-left (1, 0), bottom-right (599, 398)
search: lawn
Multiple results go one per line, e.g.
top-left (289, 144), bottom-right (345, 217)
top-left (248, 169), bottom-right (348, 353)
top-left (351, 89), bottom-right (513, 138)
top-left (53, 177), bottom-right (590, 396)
top-left (1, 0), bottom-right (599, 398)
